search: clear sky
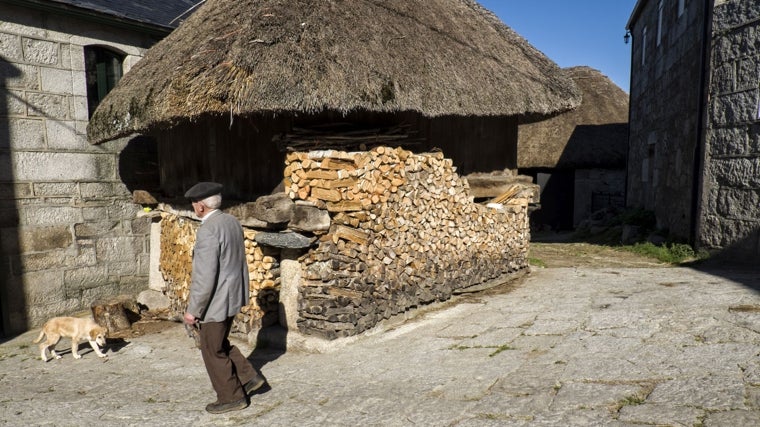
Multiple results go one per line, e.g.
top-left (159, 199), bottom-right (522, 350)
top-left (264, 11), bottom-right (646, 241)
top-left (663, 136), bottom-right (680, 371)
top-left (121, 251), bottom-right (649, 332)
top-left (477, 0), bottom-right (638, 92)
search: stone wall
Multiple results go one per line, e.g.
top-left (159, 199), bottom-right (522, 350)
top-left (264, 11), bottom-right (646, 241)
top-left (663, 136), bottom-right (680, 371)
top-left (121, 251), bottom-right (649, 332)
top-left (0, 4), bottom-right (161, 334)
top-left (699, 0), bottom-right (760, 258)
top-left (573, 169), bottom-right (626, 226)
top-left (626, 0), bottom-right (706, 238)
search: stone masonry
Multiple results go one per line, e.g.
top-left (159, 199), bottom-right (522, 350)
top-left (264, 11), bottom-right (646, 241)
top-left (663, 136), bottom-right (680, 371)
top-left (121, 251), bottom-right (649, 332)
top-left (0, 4), bottom-right (163, 334)
top-left (699, 0), bottom-right (760, 258)
top-left (626, 0), bottom-right (706, 238)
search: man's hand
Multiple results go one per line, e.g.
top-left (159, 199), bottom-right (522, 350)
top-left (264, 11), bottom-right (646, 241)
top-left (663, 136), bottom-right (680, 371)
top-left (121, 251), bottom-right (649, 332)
top-left (183, 312), bottom-right (197, 325)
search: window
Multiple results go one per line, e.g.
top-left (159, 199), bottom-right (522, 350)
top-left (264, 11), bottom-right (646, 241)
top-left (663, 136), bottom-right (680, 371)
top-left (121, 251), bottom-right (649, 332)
top-left (678, 0), bottom-right (685, 17)
top-left (84, 46), bottom-right (124, 118)
top-left (641, 26), bottom-right (648, 66)
top-left (656, 0), bottom-right (663, 47)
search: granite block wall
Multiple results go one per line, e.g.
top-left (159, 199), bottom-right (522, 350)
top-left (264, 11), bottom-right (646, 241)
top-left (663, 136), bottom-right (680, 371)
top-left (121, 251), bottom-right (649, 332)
top-left (0, 4), bottom-right (160, 333)
top-left (699, 0), bottom-right (760, 259)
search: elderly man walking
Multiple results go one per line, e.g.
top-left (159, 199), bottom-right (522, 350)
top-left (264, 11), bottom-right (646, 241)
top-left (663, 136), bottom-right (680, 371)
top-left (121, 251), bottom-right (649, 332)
top-left (182, 182), bottom-right (265, 414)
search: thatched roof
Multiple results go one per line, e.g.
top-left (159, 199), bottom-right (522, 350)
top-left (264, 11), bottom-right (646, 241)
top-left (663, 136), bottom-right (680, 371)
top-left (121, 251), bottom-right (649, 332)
top-left (87, 0), bottom-right (581, 144)
top-left (518, 66), bottom-right (629, 169)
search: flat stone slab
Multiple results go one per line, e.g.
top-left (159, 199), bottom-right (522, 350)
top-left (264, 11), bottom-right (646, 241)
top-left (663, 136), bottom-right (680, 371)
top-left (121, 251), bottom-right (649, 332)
top-left (253, 231), bottom-right (314, 248)
top-left (2, 265), bottom-right (759, 425)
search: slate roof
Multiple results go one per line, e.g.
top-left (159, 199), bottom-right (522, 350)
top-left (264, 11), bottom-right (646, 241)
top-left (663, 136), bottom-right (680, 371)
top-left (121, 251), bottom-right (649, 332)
top-left (12, 0), bottom-right (201, 29)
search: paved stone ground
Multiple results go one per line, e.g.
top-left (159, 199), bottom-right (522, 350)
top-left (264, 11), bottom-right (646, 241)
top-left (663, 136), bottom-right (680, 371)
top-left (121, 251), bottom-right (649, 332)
top-left (1, 265), bottom-right (759, 426)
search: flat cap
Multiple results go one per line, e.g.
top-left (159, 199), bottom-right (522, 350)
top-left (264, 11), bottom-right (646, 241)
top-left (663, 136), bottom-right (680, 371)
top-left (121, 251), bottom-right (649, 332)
top-left (184, 182), bottom-right (223, 200)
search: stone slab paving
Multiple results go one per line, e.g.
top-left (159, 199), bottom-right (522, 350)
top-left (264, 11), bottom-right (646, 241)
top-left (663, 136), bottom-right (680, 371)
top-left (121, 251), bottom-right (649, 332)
top-left (1, 266), bottom-right (759, 426)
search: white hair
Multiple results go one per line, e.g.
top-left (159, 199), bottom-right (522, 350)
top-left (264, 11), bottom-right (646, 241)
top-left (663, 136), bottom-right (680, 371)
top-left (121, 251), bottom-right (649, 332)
top-left (200, 194), bottom-right (222, 209)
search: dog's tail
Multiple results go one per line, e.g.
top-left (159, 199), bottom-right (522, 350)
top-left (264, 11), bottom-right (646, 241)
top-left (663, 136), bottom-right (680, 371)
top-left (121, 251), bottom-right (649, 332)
top-left (32, 323), bottom-right (47, 343)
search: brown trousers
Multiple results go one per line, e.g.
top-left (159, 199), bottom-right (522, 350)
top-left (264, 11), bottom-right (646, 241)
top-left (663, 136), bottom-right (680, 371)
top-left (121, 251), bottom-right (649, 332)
top-left (198, 317), bottom-right (257, 403)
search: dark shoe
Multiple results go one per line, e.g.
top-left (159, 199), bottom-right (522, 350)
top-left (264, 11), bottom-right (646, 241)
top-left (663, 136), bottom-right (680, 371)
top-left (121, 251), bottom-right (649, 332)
top-left (243, 374), bottom-right (266, 395)
top-left (205, 398), bottom-right (248, 414)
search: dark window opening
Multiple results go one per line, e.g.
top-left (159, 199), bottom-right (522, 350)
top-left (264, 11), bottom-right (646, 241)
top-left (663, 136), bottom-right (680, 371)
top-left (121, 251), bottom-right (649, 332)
top-left (85, 46), bottom-right (124, 118)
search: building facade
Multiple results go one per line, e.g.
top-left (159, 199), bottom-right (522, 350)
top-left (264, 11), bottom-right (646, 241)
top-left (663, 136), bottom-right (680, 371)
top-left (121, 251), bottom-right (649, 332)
top-left (0, 0), bottom-right (192, 335)
top-left (627, 0), bottom-right (760, 259)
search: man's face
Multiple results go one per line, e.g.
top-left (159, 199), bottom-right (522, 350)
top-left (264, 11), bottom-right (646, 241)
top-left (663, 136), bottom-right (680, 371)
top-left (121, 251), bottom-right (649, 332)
top-left (191, 200), bottom-right (204, 218)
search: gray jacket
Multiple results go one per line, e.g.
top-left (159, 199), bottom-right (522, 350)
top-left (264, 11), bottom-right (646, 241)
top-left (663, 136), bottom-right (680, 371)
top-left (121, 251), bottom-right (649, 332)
top-left (187, 210), bottom-right (250, 322)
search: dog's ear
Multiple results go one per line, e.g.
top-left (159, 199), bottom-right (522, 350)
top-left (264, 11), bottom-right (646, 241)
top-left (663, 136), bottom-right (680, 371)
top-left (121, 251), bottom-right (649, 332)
top-left (90, 327), bottom-right (106, 340)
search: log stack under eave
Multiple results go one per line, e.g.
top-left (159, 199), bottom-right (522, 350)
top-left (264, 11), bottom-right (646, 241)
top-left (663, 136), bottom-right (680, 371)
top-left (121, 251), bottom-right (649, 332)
top-left (158, 214), bottom-right (280, 333)
top-left (284, 146), bottom-right (531, 339)
top-left (156, 146), bottom-right (533, 341)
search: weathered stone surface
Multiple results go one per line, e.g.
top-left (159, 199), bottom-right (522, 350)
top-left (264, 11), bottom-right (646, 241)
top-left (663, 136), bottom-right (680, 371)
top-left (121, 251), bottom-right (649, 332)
top-left (618, 403), bottom-right (704, 426)
top-left (23, 206), bottom-right (82, 226)
top-left (137, 289), bottom-right (170, 310)
top-left (279, 258), bottom-right (301, 331)
top-left (15, 246), bottom-right (95, 273)
top-left (64, 265), bottom-right (108, 294)
top-left (45, 119), bottom-right (85, 149)
top-left (0, 32), bottom-right (23, 60)
top-left (74, 221), bottom-right (121, 239)
top-left (148, 222), bottom-right (166, 292)
top-left (0, 119), bottom-right (45, 149)
top-left (22, 38), bottom-right (58, 65)
top-left (33, 182), bottom-right (77, 197)
top-left (0, 62), bottom-right (39, 89)
top-left (13, 152), bottom-right (114, 181)
top-left (39, 67), bottom-right (72, 94)
top-left (705, 410), bottom-right (760, 427)
top-left (254, 231), bottom-right (313, 249)
top-left (95, 237), bottom-right (143, 262)
top-left (290, 203), bottom-right (331, 232)
top-left (26, 92), bottom-right (68, 119)
top-left (251, 192), bottom-right (294, 224)
top-left (648, 376), bottom-right (746, 410)
top-left (16, 225), bottom-right (72, 252)
top-left (5, 89), bottom-right (27, 116)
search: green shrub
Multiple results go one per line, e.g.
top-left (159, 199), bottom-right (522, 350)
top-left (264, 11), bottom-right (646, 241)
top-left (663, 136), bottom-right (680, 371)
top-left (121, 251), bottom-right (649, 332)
top-left (623, 242), bottom-right (698, 264)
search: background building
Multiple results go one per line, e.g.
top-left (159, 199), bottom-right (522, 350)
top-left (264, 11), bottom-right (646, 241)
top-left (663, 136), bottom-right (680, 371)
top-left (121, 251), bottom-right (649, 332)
top-left (0, 0), bottom-right (195, 336)
top-left (626, 0), bottom-right (760, 260)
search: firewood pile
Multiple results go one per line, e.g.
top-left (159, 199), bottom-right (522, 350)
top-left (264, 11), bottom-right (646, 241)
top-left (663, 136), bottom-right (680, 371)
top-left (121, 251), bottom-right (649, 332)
top-left (156, 145), bottom-right (532, 341)
top-left (158, 214), bottom-right (280, 333)
top-left (158, 214), bottom-right (196, 315)
top-left (284, 146), bottom-right (531, 339)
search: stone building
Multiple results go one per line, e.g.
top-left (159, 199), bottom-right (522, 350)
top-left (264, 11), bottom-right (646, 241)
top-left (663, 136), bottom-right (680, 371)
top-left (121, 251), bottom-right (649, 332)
top-left (518, 66), bottom-right (629, 231)
top-left (0, 0), bottom-right (196, 336)
top-left (86, 0), bottom-right (581, 342)
top-left (626, 0), bottom-right (760, 259)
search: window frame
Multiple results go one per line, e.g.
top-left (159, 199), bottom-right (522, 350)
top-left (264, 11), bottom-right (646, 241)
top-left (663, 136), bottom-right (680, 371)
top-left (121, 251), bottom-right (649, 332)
top-left (84, 45), bottom-right (125, 118)
top-left (642, 26), bottom-right (648, 66)
top-left (656, 0), bottom-right (664, 47)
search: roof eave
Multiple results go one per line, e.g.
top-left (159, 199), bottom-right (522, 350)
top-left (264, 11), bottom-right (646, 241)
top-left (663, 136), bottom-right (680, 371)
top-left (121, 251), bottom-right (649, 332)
top-left (1, 0), bottom-right (175, 37)
top-left (626, 0), bottom-right (649, 30)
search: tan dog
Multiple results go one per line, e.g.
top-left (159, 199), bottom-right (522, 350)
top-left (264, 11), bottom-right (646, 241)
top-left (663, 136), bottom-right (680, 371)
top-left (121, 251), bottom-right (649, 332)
top-left (33, 316), bottom-right (108, 362)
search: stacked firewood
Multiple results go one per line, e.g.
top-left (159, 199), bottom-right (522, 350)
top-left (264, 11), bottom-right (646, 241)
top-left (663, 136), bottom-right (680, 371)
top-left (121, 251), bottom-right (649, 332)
top-left (158, 213), bottom-right (196, 315)
top-left (239, 229), bottom-right (281, 333)
top-left (284, 146), bottom-right (531, 339)
top-left (157, 146), bottom-right (532, 340)
top-left (158, 214), bottom-right (280, 332)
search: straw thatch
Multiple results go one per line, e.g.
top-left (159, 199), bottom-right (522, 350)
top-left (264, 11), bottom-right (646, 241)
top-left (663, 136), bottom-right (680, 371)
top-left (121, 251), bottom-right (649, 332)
top-left (87, 0), bottom-right (581, 144)
top-left (518, 66), bottom-right (629, 169)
